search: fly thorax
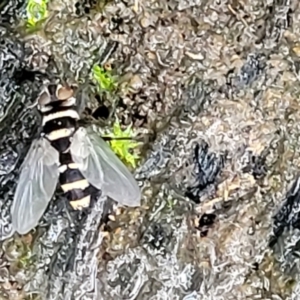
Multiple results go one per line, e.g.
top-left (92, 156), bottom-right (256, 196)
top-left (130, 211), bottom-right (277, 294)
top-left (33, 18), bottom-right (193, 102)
top-left (37, 84), bottom-right (80, 153)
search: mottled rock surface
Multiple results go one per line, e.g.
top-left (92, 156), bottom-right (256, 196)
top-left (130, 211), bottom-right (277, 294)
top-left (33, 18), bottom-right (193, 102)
top-left (1, 0), bottom-right (300, 299)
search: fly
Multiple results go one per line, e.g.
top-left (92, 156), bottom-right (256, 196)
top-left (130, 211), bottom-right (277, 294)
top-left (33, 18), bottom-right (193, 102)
top-left (11, 83), bottom-right (141, 235)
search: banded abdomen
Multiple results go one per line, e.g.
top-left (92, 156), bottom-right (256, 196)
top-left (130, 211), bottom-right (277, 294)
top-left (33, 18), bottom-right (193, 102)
top-left (41, 99), bottom-right (93, 209)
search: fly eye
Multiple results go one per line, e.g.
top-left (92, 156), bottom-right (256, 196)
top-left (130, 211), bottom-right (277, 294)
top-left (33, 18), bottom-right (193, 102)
top-left (56, 85), bottom-right (74, 100)
top-left (38, 90), bottom-right (51, 106)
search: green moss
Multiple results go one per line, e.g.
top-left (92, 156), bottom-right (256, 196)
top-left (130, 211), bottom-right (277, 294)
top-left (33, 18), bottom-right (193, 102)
top-left (26, 0), bottom-right (48, 28)
top-left (18, 245), bottom-right (34, 269)
top-left (92, 64), bottom-right (117, 93)
top-left (104, 119), bottom-right (140, 168)
top-left (166, 197), bottom-right (176, 210)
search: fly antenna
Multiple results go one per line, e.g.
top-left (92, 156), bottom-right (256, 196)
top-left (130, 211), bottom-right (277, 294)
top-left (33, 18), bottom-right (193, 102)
top-left (102, 136), bottom-right (133, 141)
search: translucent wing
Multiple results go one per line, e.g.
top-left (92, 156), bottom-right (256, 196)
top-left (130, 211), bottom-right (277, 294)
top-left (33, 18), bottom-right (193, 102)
top-left (11, 138), bottom-right (59, 235)
top-left (70, 127), bottom-right (141, 207)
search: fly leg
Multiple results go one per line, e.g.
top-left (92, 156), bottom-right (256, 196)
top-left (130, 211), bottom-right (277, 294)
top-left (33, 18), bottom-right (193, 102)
top-left (101, 135), bottom-right (145, 143)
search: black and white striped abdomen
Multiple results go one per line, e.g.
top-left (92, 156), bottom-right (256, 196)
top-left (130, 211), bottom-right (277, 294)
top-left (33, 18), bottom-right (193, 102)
top-left (41, 100), bottom-right (94, 210)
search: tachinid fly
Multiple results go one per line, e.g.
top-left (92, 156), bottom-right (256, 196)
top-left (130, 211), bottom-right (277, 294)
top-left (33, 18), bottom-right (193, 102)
top-left (11, 83), bottom-right (141, 235)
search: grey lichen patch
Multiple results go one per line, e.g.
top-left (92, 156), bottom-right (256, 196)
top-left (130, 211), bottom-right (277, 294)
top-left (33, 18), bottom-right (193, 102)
top-left (18, 0), bottom-right (118, 84)
top-left (257, 248), bottom-right (298, 298)
top-left (0, 234), bottom-right (36, 300)
top-left (25, 197), bottom-right (107, 300)
top-left (98, 204), bottom-right (144, 258)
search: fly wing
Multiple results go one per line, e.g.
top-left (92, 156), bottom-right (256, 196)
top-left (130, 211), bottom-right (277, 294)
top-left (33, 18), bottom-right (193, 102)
top-left (11, 138), bottom-right (59, 235)
top-left (70, 127), bottom-right (141, 207)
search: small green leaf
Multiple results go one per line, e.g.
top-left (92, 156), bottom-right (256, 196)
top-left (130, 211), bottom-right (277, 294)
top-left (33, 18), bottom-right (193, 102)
top-left (105, 119), bottom-right (140, 168)
top-left (26, 0), bottom-right (49, 28)
top-left (92, 64), bottom-right (116, 92)
top-left (17, 244), bottom-right (34, 268)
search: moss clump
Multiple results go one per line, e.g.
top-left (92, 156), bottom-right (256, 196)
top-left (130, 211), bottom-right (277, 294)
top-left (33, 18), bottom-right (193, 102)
top-left (26, 0), bottom-right (48, 28)
top-left (18, 244), bottom-right (34, 269)
top-left (104, 119), bottom-right (140, 168)
top-left (92, 64), bottom-right (117, 93)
